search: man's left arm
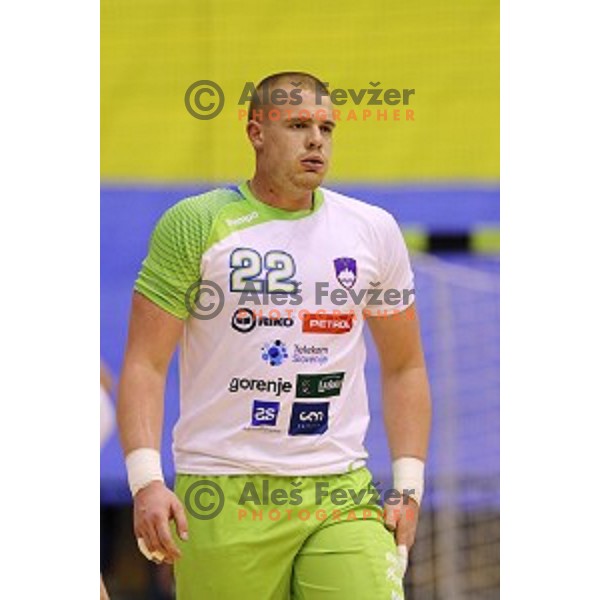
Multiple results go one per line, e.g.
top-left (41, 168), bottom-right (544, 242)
top-left (367, 303), bottom-right (431, 553)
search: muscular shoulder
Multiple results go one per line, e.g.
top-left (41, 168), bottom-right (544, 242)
top-left (157, 188), bottom-right (243, 242)
top-left (135, 188), bottom-right (244, 319)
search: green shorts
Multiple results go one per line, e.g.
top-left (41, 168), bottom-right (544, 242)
top-left (173, 467), bottom-right (404, 599)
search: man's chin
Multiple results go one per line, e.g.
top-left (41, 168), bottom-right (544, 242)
top-left (294, 171), bottom-right (326, 190)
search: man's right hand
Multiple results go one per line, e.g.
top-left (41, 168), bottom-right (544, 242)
top-left (133, 481), bottom-right (189, 564)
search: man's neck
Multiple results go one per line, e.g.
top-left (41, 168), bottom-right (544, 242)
top-left (248, 176), bottom-right (313, 212)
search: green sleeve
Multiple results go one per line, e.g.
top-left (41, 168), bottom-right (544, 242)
top-left (135, 189), bottom-right (244, 318)
top-left (135, 197), bottom-right (205, 319)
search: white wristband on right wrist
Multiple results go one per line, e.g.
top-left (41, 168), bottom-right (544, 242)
top-left (125, 448), bottom-right (165, 497)
top-left (392, 457), bottom-right (425, 506)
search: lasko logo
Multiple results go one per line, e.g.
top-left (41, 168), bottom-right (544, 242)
top-left (226, 211), bottom-right (259, 228)
top-left (261, 340), bottom-right (289, 366)
top-left (231, 308), bottom-right (295, 334)
top-left (302, 312), bottom-right (354, 334)
top-left (251, 400), bottom-right (280, 427)
top-left (229, 376), bottom-right (292, 397)
top-left (296, 372), bottom-right (345, 398)
top-left (289, 402), bottom-right (329, 435)
top-left (334, 257), bottom-right (357, 289)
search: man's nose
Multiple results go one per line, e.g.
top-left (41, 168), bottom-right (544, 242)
top-left (306, 124), bottom-right (323, 149)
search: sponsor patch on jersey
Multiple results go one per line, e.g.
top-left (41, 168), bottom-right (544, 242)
top-left (225, 211), bottom-right (259, 228)
top-left (296, 372), bottom-right (345, 398)
top-left (334, 257), bottom-right (357, 289)
top-left (288, 402), bottom-right (329, 435)
top-left (261, 340), bottom-right (289, 366)
top-left (291, 344), bottom-right (329, 366)
top-left (302, 312), bottom-right (354, 334)
top-left (228, 376), bottom-right (292, 397)
top-left (231, 308), bottom-right (295, 334)
top-left (251, 400), bottom-right (280, 427)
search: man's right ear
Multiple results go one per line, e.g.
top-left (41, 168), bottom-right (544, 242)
top-left (246, 120), bottom-right (264, 150)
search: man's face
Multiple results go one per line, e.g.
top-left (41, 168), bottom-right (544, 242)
top-left (248, 84), bottom-right (335, 192)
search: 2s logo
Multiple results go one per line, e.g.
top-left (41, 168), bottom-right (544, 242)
top-left (254, 407), bottom-right (277, 421)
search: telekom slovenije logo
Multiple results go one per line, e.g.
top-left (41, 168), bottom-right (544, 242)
top-left (261, 340), bottom-right (289, 366)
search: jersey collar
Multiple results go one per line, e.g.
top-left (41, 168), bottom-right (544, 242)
top-left (238, 181), bottom-right (324, 220)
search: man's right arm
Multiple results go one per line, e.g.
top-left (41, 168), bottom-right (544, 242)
top-left (118, 292), bottom-right (183, 454)
top-left (118, 196), bottom-right (210, 562)
top-left (117, 291), bottom-right (188, 564)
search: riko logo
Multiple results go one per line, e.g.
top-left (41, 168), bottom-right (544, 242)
top-left (288, 402), bottom-right (329, 435)
top-left (231, 308), bottom-right (295, 333)
top-left (261, 340), bottom-right (289, 366)
top-left (251, 400), bottom-right (280, 427)
top-left (302, 312), bottom-right (354, 334)
top-left (296, 372), bottom-right (345, 398)
top-left (334, 257), bottom-right (357, 289)
top-left (228, 376), bottom-right (292, 397)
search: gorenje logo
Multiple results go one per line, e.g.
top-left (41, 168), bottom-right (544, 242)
top-left (225, 211), bottom-right (259, 228)
top-left (229, 377), bottom-right (292, 397)
top-left (231, 308), bottom-right (295, 333)
top-left (302, 312), bottom-right (354, 334)
top-left (296, 372), bottom-right (345, 398)
top-left (288, 402), bottom-right (329, 435)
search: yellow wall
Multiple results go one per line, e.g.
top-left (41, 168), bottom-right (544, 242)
top-left (101, 0), bottom-right (499, 182)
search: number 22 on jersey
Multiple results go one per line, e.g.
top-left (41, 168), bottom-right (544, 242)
top-left (229, 248), bottom-right (298, 294)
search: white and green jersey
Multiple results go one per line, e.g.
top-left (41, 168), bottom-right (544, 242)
top-left (136, 182), bottom-right (414, 475)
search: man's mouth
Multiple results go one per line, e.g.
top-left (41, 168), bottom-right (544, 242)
top-left (300, 156), bottom-right (325, 170)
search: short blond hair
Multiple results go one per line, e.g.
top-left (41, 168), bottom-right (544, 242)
top-left (248, 71), bottom-right (330, 122)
